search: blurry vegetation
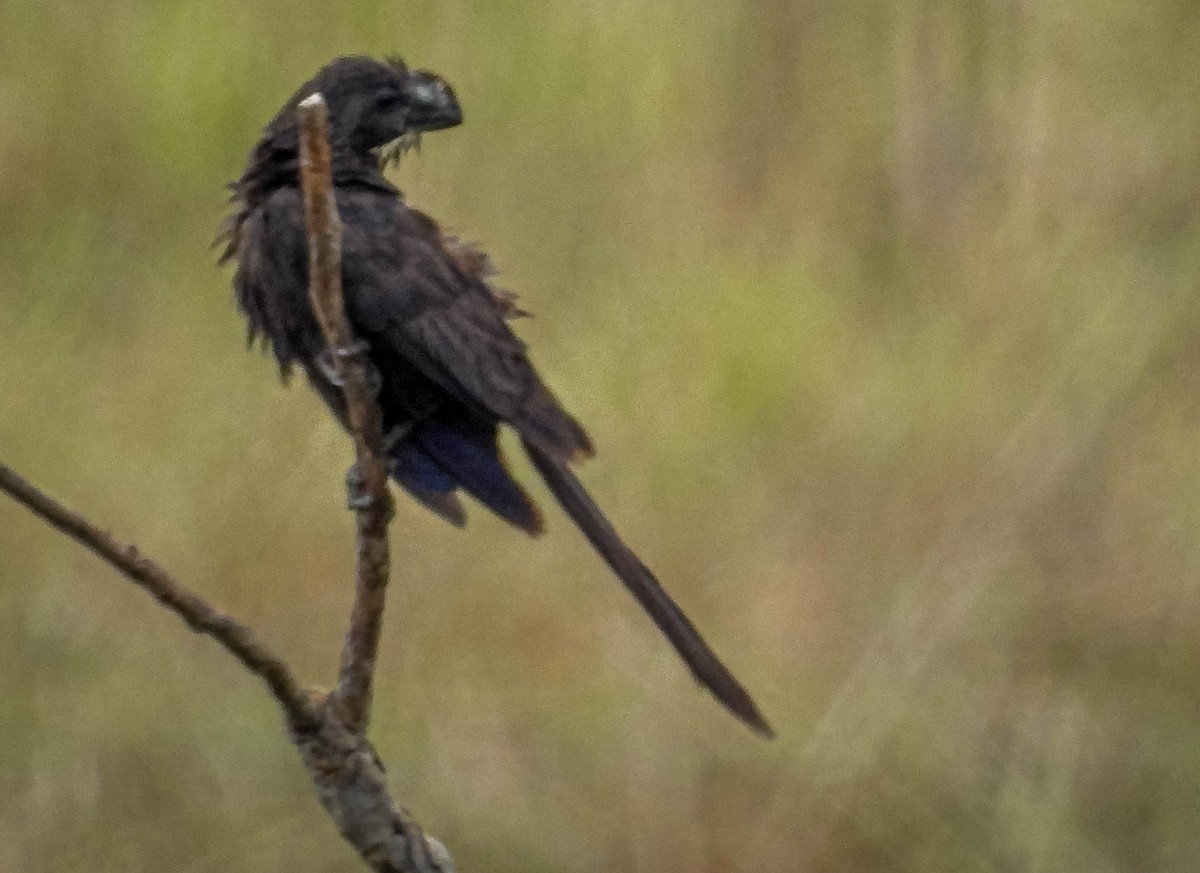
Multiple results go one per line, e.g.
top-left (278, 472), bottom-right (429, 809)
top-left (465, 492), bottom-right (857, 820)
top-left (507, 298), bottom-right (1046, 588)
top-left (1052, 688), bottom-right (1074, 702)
top-left (2, 1), bottom-right (1200, 871)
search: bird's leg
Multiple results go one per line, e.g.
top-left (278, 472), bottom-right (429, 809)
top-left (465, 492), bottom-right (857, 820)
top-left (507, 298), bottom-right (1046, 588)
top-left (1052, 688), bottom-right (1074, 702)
top-left (364, 363), bottom-right (382, 397)
top-left (344, 423), bottom-right (412, 512)
top-left (382, 422), bottom-right (414, 456)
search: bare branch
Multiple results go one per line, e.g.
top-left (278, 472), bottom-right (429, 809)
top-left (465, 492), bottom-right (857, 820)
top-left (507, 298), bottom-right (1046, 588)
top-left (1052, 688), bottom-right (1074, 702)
top-left (0, 459), bottom-right (454, 873)
top-left (297, 717), bottom-right (455, 873)
top-left (296, 93), bottom-right (395, 736)
top-left (293, 92), bottom-right (451, 873)
top-left (0, 91), bottom-right (455, 873)
top-left (0, 462), bottom-right (319, 731)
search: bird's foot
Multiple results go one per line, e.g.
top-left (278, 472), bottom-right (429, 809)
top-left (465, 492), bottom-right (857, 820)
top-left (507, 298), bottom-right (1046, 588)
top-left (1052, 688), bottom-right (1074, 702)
top-left (344, 463), bottom-right (393, 516)
top-left (316, 341), bottom-right (371, 388)
top-left (345, 463), bottom-right (371, 510)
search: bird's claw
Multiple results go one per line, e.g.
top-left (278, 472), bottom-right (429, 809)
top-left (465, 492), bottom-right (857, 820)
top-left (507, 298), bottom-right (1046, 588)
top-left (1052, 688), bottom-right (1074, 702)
top-left (345, 463), bottom-right (371, 509)
top-left (316, 341), bottom-right (371, 388)
top-left (344, 463), bottom-right (396, 518)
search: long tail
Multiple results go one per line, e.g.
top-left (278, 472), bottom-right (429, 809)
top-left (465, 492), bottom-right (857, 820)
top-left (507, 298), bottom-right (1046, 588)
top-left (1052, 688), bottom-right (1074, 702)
top-left (523, 440), bottom-right (772, 737)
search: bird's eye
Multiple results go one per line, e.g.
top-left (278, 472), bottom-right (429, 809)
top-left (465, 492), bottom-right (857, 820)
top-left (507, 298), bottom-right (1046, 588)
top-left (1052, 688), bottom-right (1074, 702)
top-left (374, 89), bottom-right (403, 109)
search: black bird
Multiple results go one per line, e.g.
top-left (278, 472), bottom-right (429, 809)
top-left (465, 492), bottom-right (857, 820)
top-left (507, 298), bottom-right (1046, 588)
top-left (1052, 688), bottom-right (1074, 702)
top-left (219, 56), bottom-right (771, 736)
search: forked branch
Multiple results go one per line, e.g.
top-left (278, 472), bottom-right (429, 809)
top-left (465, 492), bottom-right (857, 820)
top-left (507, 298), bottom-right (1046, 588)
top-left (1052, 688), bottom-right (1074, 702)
top-left (0, 93), bottom-right (453, 873)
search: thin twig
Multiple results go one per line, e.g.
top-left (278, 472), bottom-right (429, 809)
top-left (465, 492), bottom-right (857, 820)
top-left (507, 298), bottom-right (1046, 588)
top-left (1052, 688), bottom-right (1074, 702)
top-left (0, 462), bottom-right (319, 731)
top-left (297, 93), bottom-right (393, 736)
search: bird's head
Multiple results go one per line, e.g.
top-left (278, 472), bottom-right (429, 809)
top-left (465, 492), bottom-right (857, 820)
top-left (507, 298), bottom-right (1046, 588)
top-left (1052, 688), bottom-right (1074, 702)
top-left (256, 55), bottom-right (462, 169)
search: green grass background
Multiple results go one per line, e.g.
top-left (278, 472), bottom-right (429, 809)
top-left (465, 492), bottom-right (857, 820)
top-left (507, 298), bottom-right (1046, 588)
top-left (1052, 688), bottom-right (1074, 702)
top-left (3, 1), bottom-right (1200, 870)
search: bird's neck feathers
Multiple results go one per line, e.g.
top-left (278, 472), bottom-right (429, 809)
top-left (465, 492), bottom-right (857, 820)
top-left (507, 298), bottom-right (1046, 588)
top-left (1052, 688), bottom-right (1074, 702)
top-left (231, 130), bottom-right (396, 208)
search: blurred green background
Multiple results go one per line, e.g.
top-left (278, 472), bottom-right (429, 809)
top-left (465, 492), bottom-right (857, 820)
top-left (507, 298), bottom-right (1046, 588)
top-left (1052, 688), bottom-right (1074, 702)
top-left (3, 1), bottom-right (1200, 870)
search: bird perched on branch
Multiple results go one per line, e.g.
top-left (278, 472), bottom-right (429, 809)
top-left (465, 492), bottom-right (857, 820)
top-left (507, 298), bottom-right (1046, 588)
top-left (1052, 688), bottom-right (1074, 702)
top-left (218, 55), bottom-right (771, 736)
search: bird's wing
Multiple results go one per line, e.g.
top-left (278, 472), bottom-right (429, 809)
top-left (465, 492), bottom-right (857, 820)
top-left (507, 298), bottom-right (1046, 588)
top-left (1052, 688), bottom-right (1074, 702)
top-left (337, 192), bottom-right (772, 735)
top-left (340, 193), bottom-right (593, 461)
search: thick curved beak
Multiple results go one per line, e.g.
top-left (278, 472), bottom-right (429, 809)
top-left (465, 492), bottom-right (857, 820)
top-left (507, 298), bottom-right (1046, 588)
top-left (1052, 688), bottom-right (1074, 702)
top-left (404, 71), bottom-right (463, 131)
